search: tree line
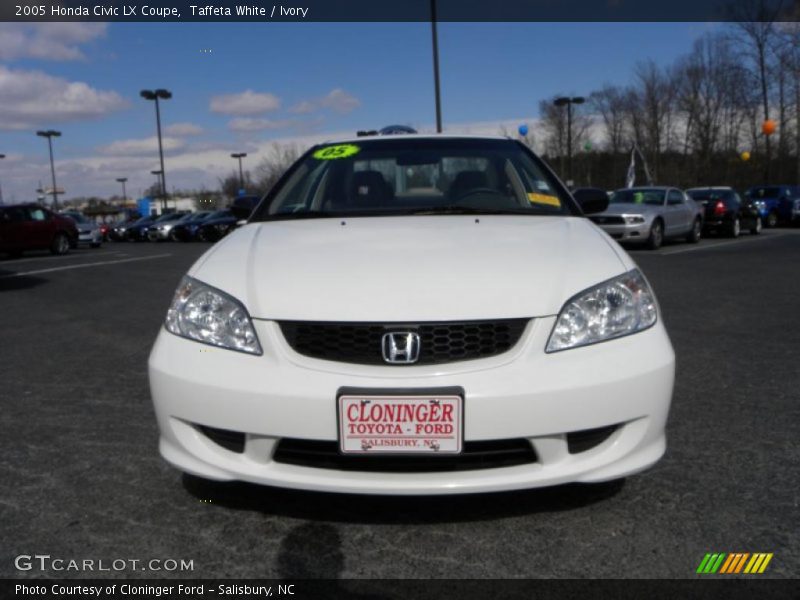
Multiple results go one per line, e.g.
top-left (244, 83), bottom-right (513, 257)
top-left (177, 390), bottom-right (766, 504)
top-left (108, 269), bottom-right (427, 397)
top-left (534, 0), bottom-right (800, 191)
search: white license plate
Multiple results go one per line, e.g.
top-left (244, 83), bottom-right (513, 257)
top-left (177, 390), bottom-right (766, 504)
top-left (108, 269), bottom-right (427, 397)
top-left (338, 394), bottom-right (463, 454)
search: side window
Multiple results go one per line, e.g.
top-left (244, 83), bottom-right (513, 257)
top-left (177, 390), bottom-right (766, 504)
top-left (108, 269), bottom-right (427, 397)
top-left (6, 207), bottom-right (27, 222)
top-left (668, 190), bottom-right (684, 205)
top-left (28, 208), bottom-right (48, 221)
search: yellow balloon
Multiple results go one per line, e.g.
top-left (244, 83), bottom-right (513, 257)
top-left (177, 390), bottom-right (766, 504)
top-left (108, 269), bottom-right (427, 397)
top-left (741, 151), bottom-right (751, 161)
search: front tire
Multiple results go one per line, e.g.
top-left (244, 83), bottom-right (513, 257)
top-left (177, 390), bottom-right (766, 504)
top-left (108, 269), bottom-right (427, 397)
top-left (728, 217), bottom-right (741, 238)
top-left (646, 220), bottom-right (664, 250)
top-left (750, 217), bottom-right (762, 235)
top-left (50, 233), bottom-right (70, 255)
top-left (685, 218), bottom-right (702, 243)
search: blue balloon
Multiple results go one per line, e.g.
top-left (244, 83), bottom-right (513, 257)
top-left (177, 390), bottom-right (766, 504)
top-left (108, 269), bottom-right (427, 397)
top-left (518, 124), bottom-right (528, 136)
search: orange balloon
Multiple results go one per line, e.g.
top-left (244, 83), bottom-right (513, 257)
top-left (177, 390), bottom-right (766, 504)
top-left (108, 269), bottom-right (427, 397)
top-left (762, 120), bottom-right (777, 135)
top-left (741, 151), bottom-right (751, 161)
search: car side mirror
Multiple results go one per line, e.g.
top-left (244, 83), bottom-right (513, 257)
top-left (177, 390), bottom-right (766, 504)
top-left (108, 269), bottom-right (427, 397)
top-left (572, 188), bottom-right (609, 215)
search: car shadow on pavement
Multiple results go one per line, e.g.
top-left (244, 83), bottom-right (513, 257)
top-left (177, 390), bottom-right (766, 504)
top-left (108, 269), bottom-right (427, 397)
top-left (182, 474), bottom-right (625, 524)
top-left (0, 269), bottom-right (47, 291)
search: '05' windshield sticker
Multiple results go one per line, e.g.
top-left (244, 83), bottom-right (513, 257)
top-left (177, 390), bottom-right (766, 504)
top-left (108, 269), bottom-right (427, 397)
top-left (313, 144), bottom-right (361, 160)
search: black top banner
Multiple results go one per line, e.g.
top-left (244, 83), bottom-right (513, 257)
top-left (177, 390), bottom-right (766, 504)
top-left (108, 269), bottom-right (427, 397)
top-left (2, 0), bottom-right (798, 22)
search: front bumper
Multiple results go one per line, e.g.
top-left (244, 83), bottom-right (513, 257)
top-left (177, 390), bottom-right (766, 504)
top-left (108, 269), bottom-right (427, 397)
top-left (594, 221), bottom-right (650, 243)
top-left (147, 228), bottom-right (171, 241)
top-left (149, 317), bottom-right (675, 495)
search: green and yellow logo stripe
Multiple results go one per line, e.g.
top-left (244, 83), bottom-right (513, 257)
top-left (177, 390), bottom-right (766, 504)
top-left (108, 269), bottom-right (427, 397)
top-left (697, 552), bottom-right (773, 574)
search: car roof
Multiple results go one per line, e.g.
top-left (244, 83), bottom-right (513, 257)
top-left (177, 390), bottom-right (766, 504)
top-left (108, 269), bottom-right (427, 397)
top-left (1, 202), bottom-right (46, 208)
top-left (686, 186), bottom-right (734, 191)
top-left (614, 186), bottom-right (671, 192)
top-left (320, 133), bottom-right (511, 145)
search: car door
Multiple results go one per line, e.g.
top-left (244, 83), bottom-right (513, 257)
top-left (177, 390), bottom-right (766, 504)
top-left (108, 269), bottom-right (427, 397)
top-left (25, 206), bottom-right (56, 248)
top-left (0, 207), bottom-right (23, 250)
top-left (663, 189), bottom-right (688, 235)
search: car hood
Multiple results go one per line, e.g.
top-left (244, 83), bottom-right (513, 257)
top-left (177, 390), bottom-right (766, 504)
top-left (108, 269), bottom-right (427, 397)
top-left (188, 216), bottom-right (631, 321)
top-left (597, 203), bottom-right (663, 216)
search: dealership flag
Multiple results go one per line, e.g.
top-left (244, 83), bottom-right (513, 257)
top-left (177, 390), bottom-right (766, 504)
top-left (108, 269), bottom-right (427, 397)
top-left (625, 147), bottom-right (636, 188)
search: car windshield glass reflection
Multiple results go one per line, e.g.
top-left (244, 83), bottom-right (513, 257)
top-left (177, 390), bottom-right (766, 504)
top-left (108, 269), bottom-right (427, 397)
top-left (251, 138), bottom-right (576, 221)
top-left (610, 189), bottom-right (665, 206)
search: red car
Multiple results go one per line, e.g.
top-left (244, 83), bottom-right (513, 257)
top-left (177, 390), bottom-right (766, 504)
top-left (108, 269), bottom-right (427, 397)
top-left (0, 203), bottom-right (79, 257)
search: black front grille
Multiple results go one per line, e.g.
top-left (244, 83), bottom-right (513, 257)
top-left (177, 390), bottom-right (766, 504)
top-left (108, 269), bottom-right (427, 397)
top-left (566, 425), bottom-right (619, 454)
top-left (590, 216), bottom-right (625, 225)
top-left (278, 319), bottom-right (529, 365)
top-left (197, 425), bottom-right (245, 453)
top-left (273, 438), bottom-right (537, 472)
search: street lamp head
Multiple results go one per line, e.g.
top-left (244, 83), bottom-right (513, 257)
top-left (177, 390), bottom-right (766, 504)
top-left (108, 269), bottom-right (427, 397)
top-left (151, 170), bottom-right (162, 175)
top-left (116, 177), bottom-right (128, 183)
top-left (571, 97), bottom-right (586, 105)
top-left (140, 90), bottom-right (156, 100)
top-left (554, 97), bottom-right (570, 107)
top-left (36, 129), bottom-right (61, 138)
top-left (231, 152), bottom-right (247, 159)
top-left (0, 154), bottom-right (5, 159)
top-left (155, 89), bottom-right (172, 100)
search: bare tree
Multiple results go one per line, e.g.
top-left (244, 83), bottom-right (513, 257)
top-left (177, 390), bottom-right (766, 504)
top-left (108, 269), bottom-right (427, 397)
top-left (254, 143), bottom-right (303, 194)
top-left (729, 0), bottom-right (784, 180)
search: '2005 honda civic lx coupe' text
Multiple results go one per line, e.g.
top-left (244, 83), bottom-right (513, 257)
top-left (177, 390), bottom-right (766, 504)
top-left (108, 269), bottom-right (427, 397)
top-left (148, 135), bottom-right (675, 495)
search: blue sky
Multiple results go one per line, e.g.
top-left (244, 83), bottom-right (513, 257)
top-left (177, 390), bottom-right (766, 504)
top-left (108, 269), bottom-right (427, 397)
top-left (0, 22), bottom-right (715, 201)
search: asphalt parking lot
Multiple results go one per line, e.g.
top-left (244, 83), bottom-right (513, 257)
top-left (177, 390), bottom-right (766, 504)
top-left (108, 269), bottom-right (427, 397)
top-left (1, 229), bottom-right (798, 579)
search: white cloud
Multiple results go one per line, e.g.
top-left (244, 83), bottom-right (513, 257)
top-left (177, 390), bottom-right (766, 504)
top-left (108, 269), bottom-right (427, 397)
top-left (209, 90), bottom-right (281, 116)
top-left (164, 122), bottom-right (204, 136)
top-left (287, 100), bottom-right (316, 115)
top-left (319, 88), bottom-right (361, 113)
top-left (0, 66), bottom-right (128, 130)
top-left (228, 118), bottom-right (298, 132)
top-left (98, 137), bottom-right (185, 156)
top-left (288, 89), bottom-right (361, 115)
top-left (0, 23), bottom-right (107, 62)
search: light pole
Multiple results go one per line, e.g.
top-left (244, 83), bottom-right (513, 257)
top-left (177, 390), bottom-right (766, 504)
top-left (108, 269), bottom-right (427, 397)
top-left (553, 96), bottom-right (585, 185)
top-left (0, 154), bottom-right (5, 204)
top-left (230, 152), bottom-right (247, 193)
top-left (36, 129), bottom-right (62, 209)
top-left (140, 89), bottom-right (172, 211)
top-left (116, 177), bottom-right (128, 203)
top-left (430, 0), bottom-right (442, 133)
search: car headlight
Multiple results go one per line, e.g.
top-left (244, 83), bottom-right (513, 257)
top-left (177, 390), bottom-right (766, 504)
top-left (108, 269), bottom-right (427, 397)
top-left (624, 215), bottom-right (645, 224)
top-left (546, 269), bottom-right (657, 353)
top-left (165, 276), bottom-right (262, 355)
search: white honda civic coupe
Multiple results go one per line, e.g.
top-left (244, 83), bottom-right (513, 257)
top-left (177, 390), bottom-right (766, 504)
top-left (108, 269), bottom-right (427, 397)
top-left (148, 135), bottom-right (675, 495)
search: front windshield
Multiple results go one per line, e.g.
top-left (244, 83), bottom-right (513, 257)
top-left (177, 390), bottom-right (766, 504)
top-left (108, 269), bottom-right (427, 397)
top-left (610, 189), bottom-right (665, 206)
top-left (251, 138), bottom-right (576, 220)
top-left (748, 186), bottom-right (782, 198)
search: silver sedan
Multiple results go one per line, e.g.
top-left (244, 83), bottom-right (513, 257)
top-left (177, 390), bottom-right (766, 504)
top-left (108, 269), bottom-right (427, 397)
top-left (588, 187), bottom-right (703, 250)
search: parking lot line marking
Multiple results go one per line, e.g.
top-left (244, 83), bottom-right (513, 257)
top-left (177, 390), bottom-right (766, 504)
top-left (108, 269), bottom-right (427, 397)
top-left (1, 251), bottom-right (126, 265)
top-left (659, 232), bottom-right (790, 256)
top-left (0, 253), bottom-right (172, 277)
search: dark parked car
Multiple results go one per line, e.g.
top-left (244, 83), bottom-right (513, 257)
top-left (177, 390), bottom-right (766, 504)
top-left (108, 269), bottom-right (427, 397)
top-left (108, 217), bottom-right (140, 241)
top-left (686, 187), bottom-right (761, 237)
top-left (745, 185), bottom-right (800, 227)
top-left (195, 196), bottom-right (260, 243)
top-left (169, 211), bottom-right (218, 242)
top-left (196, 210), bottom-right (237, 242)
top-left (0, 203), bottom-right (78, 257)
top-left (124, 216), bottom-right (157, 241)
